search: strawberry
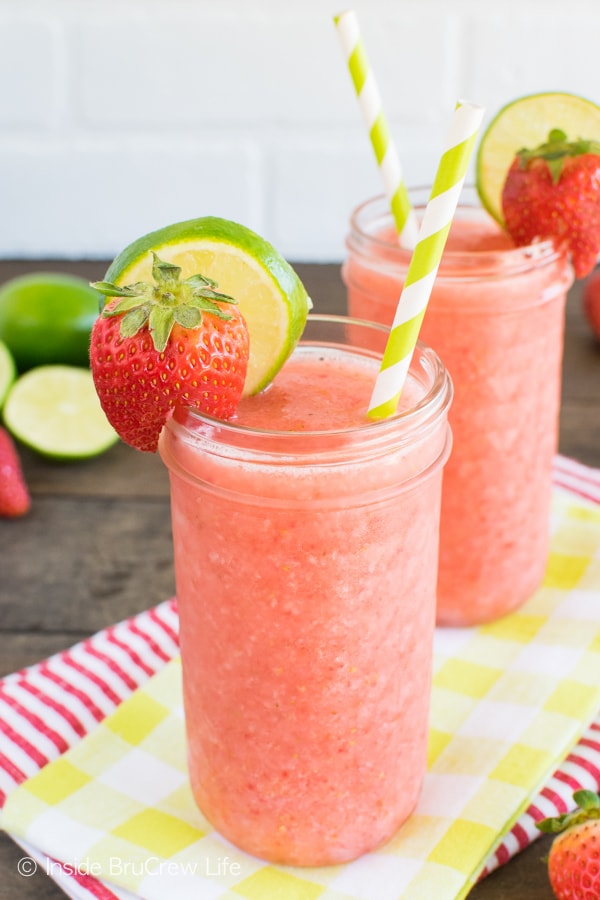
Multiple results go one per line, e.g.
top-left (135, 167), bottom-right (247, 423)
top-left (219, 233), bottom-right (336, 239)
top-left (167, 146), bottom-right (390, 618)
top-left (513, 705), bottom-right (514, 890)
top-left (90, 253), bottom-right (249, 452)
top-left (582, 267), bottom-right (600, 341)
top-left (537, 789), bottom-right (600, 899)
top-left (0, 425), bottom-right (31, 517)
top-left (502, 129), bottom-right (600, 278)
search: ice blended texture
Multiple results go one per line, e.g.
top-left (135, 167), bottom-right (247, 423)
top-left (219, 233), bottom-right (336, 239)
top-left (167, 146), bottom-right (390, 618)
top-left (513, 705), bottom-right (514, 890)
top-left (160, 328), bottom-right (452, 865)
top-left (344, 191), bottom-right (573, 625)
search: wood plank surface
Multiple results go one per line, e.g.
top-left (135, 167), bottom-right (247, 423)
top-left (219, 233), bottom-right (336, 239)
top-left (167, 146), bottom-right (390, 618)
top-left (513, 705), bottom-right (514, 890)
top-left (0, 260), bottom-right (598, 899)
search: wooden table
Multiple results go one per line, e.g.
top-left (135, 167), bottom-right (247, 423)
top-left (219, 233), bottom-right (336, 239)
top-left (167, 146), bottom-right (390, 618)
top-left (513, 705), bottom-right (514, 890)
top-left (0, 260), bottom-right (599, 899)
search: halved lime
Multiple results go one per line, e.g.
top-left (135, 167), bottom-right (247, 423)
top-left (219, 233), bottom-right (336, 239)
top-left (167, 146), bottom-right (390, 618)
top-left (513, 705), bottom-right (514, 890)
top-left (3, 365), bottom-right (118, 460)
top-left (103, 217), bottom-right (311, 396)
top-left (0, 273), bottom-right (101, 372)
top-left (0, 339), bottom-right (16, 410)
top-left (476, 92), bottom-right (600, 224)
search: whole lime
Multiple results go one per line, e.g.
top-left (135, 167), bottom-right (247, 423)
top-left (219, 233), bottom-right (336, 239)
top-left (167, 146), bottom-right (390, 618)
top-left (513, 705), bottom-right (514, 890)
top-left (0, 272), bottom-right (101, 371)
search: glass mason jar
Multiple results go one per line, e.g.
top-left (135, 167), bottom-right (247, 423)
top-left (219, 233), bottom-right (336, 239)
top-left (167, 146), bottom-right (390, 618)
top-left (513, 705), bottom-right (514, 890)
top-left (159, 315), bottom-right (452, 866)
top-left (343, 187), bottom-right (574, 626)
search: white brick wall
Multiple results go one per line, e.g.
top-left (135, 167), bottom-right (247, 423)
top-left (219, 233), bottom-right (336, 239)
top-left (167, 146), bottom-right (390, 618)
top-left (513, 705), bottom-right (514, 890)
top-left (1, 0), bottom-right (599, 262)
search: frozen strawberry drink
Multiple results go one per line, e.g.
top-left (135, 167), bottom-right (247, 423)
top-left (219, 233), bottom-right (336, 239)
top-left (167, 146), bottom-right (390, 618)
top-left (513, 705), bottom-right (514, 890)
top-left (344, 188), bottom-right (574, 625)
top-left (159, 315), bottom-right (452, 865)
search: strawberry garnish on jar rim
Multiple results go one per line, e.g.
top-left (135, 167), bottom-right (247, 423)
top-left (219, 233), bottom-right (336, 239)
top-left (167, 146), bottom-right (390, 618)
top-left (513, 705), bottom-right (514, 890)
top-left (89, 253), bottom-right (249, 453)
top-left (502, 129), bottom-right (600, 278)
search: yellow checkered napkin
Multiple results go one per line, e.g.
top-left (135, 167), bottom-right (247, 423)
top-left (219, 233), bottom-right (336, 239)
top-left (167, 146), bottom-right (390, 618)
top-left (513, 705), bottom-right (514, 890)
top-left (3, 489), bottom-right (600, 900)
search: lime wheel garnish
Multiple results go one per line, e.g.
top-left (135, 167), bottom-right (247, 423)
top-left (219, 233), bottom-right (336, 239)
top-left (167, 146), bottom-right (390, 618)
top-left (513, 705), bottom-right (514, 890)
top-left (476, 92), bottom-right (600, 225)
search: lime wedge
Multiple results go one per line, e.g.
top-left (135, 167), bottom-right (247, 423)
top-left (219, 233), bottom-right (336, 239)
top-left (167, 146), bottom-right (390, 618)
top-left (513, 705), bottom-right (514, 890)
top-left (103, 217), bottom-right (311, 396)
top-left (4, 365), bottom-right (118, 459)
top-left (476, 92), bottom-right (600, 224)
top-left (0, 339), bottom-right (16, 410)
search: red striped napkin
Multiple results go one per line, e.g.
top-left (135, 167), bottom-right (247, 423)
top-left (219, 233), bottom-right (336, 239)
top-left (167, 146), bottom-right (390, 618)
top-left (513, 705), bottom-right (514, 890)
top-left (1, 454), bottom-right (599, 899)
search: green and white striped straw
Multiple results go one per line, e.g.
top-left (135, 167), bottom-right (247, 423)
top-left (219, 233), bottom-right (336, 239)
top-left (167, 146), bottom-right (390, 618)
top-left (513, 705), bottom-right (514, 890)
top-left (368, 100), bottom-right (485, 420)
top-left (334, 9), bottom-right (419, 250)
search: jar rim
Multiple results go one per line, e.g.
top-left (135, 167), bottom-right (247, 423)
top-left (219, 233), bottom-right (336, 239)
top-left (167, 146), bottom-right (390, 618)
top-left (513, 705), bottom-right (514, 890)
top-left (163, 314), bottom-right (452, 454)
top-left (348, 186), bottom-right (566, 273)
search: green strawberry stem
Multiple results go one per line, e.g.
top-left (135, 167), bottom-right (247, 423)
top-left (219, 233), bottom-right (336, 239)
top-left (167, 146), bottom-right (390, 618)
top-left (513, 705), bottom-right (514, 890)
top-left (517, 130), bottom-right (600, 183)
top-left (537, 790), bottom-right (600, 834)
top-left (91, 252), bottom-right (238, 352)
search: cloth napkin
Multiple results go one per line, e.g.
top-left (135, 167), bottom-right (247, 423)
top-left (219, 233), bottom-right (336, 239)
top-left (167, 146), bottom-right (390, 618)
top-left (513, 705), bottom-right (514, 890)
top-left (2, 455), bottom-right (600, 900)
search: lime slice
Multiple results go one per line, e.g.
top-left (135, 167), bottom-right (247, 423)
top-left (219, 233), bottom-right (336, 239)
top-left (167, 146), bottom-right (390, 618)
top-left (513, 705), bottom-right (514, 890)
top-left (103, 217), bottom-right (311, 396)
top-left (4, 365), bottom-right (118, 460)
top-left (0, 272), bottom-right (101, 371)
top-left (0, 339), bottom-right (16, 409)
top-left (476, 92), bottom-right (600, 224)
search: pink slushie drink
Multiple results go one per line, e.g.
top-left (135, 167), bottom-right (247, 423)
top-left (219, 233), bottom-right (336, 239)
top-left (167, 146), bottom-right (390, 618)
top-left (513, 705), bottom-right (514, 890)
top-left (159, 315), bottom-right (452, 865)
top-left (344, 188), bottom-right (574, 626)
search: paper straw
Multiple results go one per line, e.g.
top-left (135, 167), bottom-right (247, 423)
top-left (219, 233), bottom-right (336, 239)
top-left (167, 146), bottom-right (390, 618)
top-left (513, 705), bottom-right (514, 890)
top-left (368, 100), bottom-right (485, 420)
top-left (334, 9), bottom-right (419, 250)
